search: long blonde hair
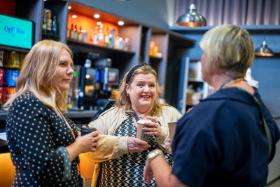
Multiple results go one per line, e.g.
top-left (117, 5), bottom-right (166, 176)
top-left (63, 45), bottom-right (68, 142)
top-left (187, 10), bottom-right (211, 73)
top-left (4, 40), bottom-right (73, 114)
top-left (116, 64), bottom-right (162, 116)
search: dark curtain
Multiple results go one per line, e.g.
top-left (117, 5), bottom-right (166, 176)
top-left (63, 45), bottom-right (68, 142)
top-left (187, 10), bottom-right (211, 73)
top-left (175, 0), bottom-right (280, 25)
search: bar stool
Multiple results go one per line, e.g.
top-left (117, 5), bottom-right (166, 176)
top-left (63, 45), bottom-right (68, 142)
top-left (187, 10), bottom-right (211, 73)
top-left (0, 153), bottom-right (15, 187)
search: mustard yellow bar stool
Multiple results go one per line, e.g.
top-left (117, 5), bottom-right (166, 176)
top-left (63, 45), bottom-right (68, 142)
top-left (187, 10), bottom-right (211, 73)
top-left (0, 153), bottom-right (15, 187)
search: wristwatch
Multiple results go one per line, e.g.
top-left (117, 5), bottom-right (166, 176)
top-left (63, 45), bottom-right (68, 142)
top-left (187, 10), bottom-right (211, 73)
top-left (147, 149), bottom-right (163, 162)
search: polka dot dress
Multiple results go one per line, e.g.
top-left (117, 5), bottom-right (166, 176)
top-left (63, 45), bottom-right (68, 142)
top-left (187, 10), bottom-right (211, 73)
top-left (6, 92), bottom-right (81, 186)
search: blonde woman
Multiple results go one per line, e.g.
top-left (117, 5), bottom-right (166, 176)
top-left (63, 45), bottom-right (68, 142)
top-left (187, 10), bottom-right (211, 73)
top-left (144, 25), bottom-right (280, 187)
top-left (88, 64), bottom-right (182, 187)
top-left (5, 40), bottom-right (100, 186)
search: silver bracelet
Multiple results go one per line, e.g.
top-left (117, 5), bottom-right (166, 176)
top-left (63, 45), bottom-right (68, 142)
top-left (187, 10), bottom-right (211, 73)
top-left (147, 149), bottom-right (163, 162)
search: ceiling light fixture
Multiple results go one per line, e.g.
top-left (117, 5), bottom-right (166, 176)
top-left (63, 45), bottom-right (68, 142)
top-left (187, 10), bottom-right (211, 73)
top-left (255, 40), bottom-right (274, 57)
top-left (176, 3), bottom-right (206, 27)
top-left (118, 20), bottom-right (125, 26)
top-left (93, 14), bottom-right (100, 19)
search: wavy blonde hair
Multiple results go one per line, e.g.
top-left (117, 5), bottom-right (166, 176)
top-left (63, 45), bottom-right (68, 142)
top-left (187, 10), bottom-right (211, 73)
top-left (200, 25), bottom-right (254, 78)
top-left (4, 40), bottom-right (73, 115)
top-left (116, 64), bottom-right (162, 116)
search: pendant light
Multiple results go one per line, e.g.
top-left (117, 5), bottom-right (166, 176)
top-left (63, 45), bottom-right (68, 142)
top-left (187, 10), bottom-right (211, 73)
top-left (176, 3), bottom-right (206, 27)
top-left (255, 40), bottom-right (274, 57)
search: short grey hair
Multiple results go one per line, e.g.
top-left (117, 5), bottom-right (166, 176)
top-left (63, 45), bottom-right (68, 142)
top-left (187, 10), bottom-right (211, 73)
top-left (200, 25), bottom-right (254, 78)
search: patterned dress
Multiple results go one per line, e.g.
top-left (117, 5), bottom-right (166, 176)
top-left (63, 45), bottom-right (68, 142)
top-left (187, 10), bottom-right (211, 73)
top-left (6, 92), bottom-right (82, 186)
top-left (98, 115), bottom-right (171, 187)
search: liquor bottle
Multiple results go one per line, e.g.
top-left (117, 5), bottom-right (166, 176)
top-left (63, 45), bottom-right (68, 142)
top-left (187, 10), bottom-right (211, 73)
top-left (83, 30), bottom-right (87, 43)
top-left (78, 26), bottom-right (83, 41)
top-left (0, 50), bottom-right (4, 67)
top-left (105, 35), bottom-right (109, 47)
top-left (52, 15), bottom-right (57, 37)
top-left (66, 88), bottom-right (73, 110)
top-left (69, 24), bottom-right (74, 39)
top-left (124, 37), bottom-right (129, 51)
top-left (93, 26), bottom-right (99, 45)
top-left (42, 9), bottom-right (48, 35)
top-left (72, 24), bottom-right (78, 40)
top-left (108, 29), bottom-right (115, 48)
top-left (46, 10), bottom-right (52, 35)
top-left (9, 51), bottom-right (20, 68)
top-left (98, 24), bottom-right (104, 46)
top-left (116, 36), bottom-right (124, 49)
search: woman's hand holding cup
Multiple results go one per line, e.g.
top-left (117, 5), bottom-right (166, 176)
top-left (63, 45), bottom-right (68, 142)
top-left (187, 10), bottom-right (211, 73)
top-left (76, 130), bottom-right (100, 153)
top-left (127, 137), bottom-right (150, 153)
top-left (140, 117), bottom-right (161, 137)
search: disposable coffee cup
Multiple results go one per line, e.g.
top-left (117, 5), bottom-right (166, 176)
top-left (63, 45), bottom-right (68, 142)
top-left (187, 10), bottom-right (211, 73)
top-left (81, 127), bottom-right (97, 136)
top-left (168, 122), bottom-right (176, 143)
top-left (136, 119), bottom-right (151, 140)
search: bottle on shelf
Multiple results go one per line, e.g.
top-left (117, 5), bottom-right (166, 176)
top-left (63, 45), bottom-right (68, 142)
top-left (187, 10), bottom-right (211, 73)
top-left (72, 24), bottom-right (78, 40)
top-left (105, 35), bottom-right (110, 47)
top-left (124, 37), bottom-right (129, 51)
top-left (115, 36), bottom-right (124, 49)
top-left (69, 24), bottom-right (74, 39)
top-left (0, 50), bottom-right (4, 67)
top-left (78, 89), bottom-right (84, 110)
top-left (78, 26), bottom-right (84, 41)
top-left (52, 15), bottom-right (58, 37)
top-left (0, 87), bottom-right (3, 107)
top-left (66, 89), bottom-right (73, 110)
top-left (83, 30), bottom-right (87, 43)
top-left (98, 24), bottom-right (104, 46)
top-left (108, 29), bottom-right (115, 48)
top-left (42, 9), bottom-right (59, 39)
top-left (149, 41), bottom-right (162, 57)
top-left (2, 87), bottom-right (16, 106)
top-left (42, 9), bottom-right (48, 35)
top-left (0, 68), bottom-right (4, 87)
top-left (5, 51), bottom-right (20, 69)
top-left (67, 26), bottom-right (70, 38)
top-left (92, 26), bottom-right (99, 45)
top-left (46, 9), bottom-right (52, 35)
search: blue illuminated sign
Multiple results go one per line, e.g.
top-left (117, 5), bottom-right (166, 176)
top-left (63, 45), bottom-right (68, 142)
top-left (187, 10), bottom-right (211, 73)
top-left (0, 14), bottom-right (33, 49)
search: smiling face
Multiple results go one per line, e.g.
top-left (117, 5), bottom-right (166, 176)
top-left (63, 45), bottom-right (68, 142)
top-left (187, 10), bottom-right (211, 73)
top-left (126, 73), bottom-right (157, 114)
top-left (52, 49), bottom-right (74, 92)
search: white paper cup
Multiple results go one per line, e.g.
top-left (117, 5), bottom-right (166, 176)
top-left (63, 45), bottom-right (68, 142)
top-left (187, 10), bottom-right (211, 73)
top-left (136, 119), bottom-right (151, 140)
top-left (168, 122), bottom-right (176, 143)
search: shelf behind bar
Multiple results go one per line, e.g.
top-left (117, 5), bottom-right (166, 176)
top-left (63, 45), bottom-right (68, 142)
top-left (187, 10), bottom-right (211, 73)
top-left (0, 45), bottom-right (30, 53)
top-left (255, 53), bottom-right (280, 58)
top-left (67, 39), bottom-right (136, 56)
top-left (149, 55), bottom-right (163, 62)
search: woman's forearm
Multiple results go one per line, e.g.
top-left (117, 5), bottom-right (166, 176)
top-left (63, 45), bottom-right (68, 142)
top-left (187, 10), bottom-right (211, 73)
top-left (66, 141), bottom-right (81, 161)
top-left (150, 155), bottom-right (187, 187)
top-left (150, 155), bottom-right (172, 186)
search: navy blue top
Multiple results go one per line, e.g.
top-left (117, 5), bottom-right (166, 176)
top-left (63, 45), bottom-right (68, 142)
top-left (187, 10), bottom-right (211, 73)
top-left (172, 87), bottom-right (280, 187)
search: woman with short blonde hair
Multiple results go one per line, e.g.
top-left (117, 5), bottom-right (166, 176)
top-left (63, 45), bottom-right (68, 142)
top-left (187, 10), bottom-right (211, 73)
top-left (200, 25), bottom-right (254, 80)
top-left (144, 25), bottom-right (279, 187)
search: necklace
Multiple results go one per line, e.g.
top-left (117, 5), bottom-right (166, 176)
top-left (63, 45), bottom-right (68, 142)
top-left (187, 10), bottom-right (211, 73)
top-left (58, 110), bottom-right (76, 139)
top-left (220, 78), bottom-right (244, 89)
